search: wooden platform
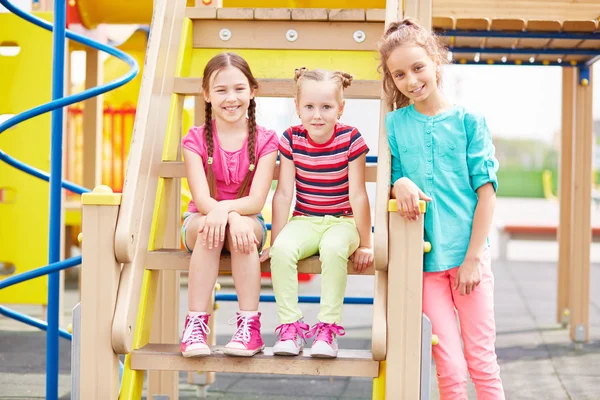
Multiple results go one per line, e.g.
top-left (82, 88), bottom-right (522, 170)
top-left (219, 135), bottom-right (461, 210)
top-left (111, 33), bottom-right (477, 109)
top-left (502, 224), bottom-right (600, 238)
top-left (146, 250), bottom-right (375, 275)
top-left (130, 344), bottom-right (379, 378)
top-left (497, 224), bottom-right (600, 261)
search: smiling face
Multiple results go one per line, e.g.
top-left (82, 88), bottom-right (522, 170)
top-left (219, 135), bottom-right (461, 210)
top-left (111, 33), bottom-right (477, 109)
top-left (385, 43), bottom-right (440, 105)
top-left (295, 79), bottom-right (344, 142)
top-left (204, 65), bottom-right (254, 125)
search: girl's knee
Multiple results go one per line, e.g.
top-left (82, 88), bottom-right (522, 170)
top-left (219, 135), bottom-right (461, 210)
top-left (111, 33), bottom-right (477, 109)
top-left (318, 240), bottom-right (353, 261)
top-left (436, 359), bottom-right (468, 387)
top-left (270, 240), bottom-right (300, 264)
top-left (193, 231), bottom-right (226, 252)
top-left (434, 347), bottom-right (468, 382)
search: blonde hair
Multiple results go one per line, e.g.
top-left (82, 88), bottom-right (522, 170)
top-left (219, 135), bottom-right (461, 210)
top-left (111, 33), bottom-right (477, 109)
top-left (377, 18), bottom-right (449, 109)
top-left (293, 67), bottom-right (353, 103)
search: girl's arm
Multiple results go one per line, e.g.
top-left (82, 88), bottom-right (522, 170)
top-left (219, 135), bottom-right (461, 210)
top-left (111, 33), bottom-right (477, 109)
top-left (466, 182), bottom-right (496, 259)
top-left (349, 154), bottom-right (373, 272)
top-left (221, 151), bottom-right (278, 216)
top-left (349, 154), bottom-right (372, 248)
top-left (270, 155), bottom-right (296, 245)
top-left (184, 148), bottom-right (219, 214)
top-left (454, 182), bottom-right (496, 295)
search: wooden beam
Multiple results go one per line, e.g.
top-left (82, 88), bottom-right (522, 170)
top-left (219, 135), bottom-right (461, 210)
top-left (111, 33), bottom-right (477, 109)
top-left (192, 20), bottom-right (383, 51)
top-left (185, 6), bottom-right (216, 19)
top-left (112, 0), bottom-right (188, 356)
top-left (432, 0), bottom-right (600, 21)
top-left (82, 48), bottom-right (103, 190)
top-left (79, 195), bottom-right (122, 399)
top-left (291, 8), bottom-right (329, 21)
top-left (387, 203), bottom-right (425, 398)
top-left (366, 9), bottom-right (386, 22)
top-left (131, 344), bottom-right (379, 377)
top-left (146, 250), bottom-right (376, 275)
top-left (328, 9), bottom-right (366, 21)
top-left (174, 77), bottom-right (382, 99)
top-left (557, 67), bottom-right (575, 326)
top-left (254, 8), bottom-right (291, 20)
top-left (404, 0), bottom-right (433, 30)
top-left (569, 68), bottom-right (593, 343)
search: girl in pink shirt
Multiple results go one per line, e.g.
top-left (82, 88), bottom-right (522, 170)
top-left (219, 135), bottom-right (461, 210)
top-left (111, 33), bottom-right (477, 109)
top-left (179, 52), bottom-right (278, 358)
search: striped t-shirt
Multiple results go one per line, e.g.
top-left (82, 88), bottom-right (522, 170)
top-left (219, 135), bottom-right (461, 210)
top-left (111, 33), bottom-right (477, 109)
top-left (279, 123), bottom-right (369, 217)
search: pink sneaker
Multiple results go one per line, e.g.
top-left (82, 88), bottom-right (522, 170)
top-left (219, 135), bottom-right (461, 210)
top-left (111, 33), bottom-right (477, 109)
top-left (272, 320), bottom-right (310, 356)
top-left (181, 313), bottom-right (211, 357)
top-left (306, 322), bottom-right (346, 358)
top-left (223, 312), bottom-right (265, 357)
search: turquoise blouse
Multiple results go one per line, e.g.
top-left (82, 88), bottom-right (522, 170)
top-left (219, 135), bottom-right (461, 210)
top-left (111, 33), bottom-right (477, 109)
top-left (386, 104), bottom-right (499, 272)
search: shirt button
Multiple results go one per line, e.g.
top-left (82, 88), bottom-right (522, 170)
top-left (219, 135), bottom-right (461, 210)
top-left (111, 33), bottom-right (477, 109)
top-left (427, 157), bottom-right (432, 162)
top-left (427, 169), bottom-right (432, 175)
top-left (403, 147), bottom-right (408, 153)
top-left (450, 144), bottom-right (456, 150)
top-left (426, 129), bottom-right (431, 134)
top-left (426, 143), bottom-right (431, 147)
top-left (487, 160), bottom-right (494, 167)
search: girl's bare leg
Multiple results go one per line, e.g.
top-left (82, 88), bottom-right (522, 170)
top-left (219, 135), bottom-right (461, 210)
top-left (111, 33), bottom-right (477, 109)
top-left (228, 216), bottom-right (263, 311)
top-left (186, 214), bottom-right (225, 312)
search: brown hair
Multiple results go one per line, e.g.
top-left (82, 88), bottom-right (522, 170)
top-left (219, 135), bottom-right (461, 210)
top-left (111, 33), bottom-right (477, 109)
top-left (293, 67), bottom-right (353, 103)
top-left (202, 52), bottom-right (259, 199)
top-left (377, 18), bottom-right (449, 109)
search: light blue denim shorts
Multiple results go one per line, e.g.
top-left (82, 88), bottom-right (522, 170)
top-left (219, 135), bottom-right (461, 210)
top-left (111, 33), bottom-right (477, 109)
top-left (180, 211), bottom-right (268, 253)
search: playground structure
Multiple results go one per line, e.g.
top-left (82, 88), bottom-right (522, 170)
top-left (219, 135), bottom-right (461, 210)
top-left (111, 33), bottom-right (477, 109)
top-left (0, 0), bottom-right (599, 399)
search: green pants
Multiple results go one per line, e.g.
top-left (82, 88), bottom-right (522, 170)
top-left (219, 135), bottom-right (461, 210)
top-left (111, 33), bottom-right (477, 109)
top-left (270, 215), bottom-right (360, 324)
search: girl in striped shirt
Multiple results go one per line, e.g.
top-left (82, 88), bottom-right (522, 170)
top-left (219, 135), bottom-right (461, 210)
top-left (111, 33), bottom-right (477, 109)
top-left (259, 67), bottom-right (373, 358)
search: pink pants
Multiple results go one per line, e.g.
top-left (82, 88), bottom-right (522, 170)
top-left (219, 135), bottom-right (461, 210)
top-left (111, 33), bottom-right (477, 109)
top-left (423, 249), bottom-right (505, 400)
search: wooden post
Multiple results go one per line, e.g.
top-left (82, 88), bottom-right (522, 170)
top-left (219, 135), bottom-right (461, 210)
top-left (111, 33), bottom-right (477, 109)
top-left (403, 0), bottom-right (432, 29)
top-left (83, 48), bottom-right (103, 190)
top-left (386, 200), bottom-right (426, 398)
top-left (569, 68), bottom-right (593, 343)
top-left (384, 2), bottom-right (431, 398)
top-left (78, 186), bottom-right (122, 399)
top-left (557, 67), bottom-right (575, 325)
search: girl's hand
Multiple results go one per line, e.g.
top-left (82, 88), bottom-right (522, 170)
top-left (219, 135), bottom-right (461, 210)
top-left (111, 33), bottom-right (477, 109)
top-left (259, 247), bottom-right (271, 263)
top-left (351, 246), bottom-right (374, 274)
top-left (201, 204), bottom-right (229, 249)
top-left (228, 213), bottom-right (260, 254)
top-left (393, 177), bottom-right (432, 221)
top-left (453, 255), bottom-right (482, 295)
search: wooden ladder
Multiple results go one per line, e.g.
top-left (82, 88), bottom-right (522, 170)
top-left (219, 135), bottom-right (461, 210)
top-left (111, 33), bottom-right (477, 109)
top-left (76, 0), bottom-right (433, 399)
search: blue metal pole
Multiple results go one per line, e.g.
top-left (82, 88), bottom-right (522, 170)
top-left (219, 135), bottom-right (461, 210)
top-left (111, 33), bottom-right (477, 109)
top-left (47, 0), bottom-right (66, 398)
top-left (0, 256), bottom-right (81, 290)
top-left (0, 306), bottom-right (72, 340)
top-left (214, 293), bottom-right (374, 305)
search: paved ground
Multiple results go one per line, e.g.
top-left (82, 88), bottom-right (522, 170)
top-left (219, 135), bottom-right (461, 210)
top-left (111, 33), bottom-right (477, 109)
top-left (1, 198), bottom-right (600, 399)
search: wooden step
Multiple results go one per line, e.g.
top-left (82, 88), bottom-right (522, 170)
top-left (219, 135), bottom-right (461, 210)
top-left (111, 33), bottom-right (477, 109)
top-left (159, 161), bottom-right (379, 182)
top-left (146, 249), bottom-right (375, 275)
top-left (185, 7), bottom-right (386, 22)
top-left (131, 344), bottom-right (379, 377)
top-left (173, 77), bottom-right (382, 99)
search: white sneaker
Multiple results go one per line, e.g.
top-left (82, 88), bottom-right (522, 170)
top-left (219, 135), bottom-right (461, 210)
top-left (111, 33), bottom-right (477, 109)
top-left (310, 337), bottom-right (339, 358)
top-left (272, 320), bottom-right (309, 356)
top-left (306, 322), bottom-right (346, 358)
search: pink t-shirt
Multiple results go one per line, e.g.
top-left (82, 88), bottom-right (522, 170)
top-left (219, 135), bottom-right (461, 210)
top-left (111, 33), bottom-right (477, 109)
top-left (182, 121), bottom-right (279, 212)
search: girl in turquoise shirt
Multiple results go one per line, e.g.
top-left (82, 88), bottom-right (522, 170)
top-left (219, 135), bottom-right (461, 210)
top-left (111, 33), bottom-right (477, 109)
top-left (378, 18), bottom-right (505, 399)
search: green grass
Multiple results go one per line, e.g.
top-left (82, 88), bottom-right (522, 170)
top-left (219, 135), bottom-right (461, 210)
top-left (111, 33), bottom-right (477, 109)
top-left (496, 168), bottom-right (556, 198)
